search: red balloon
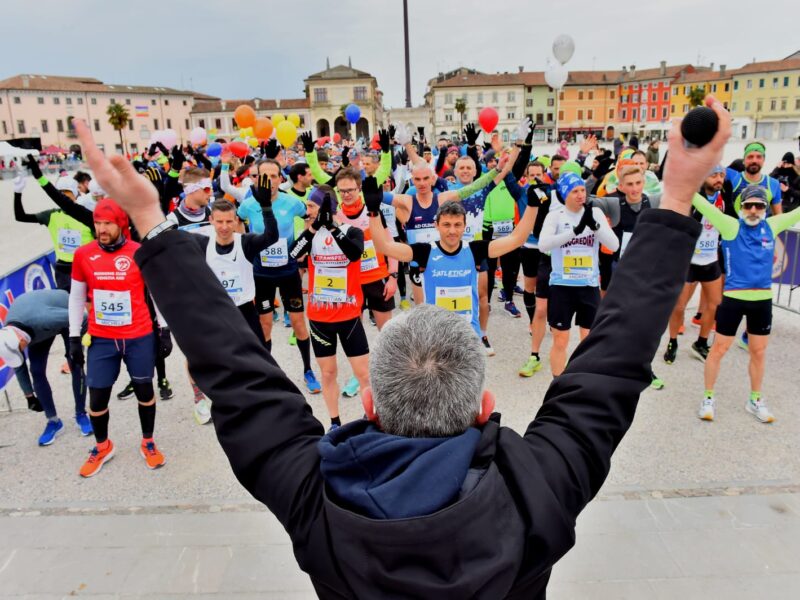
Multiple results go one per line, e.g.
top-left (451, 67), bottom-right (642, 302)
top-left (228, 141), bottom-right (249, 158)
top-left (478, 107), bottom-right (499, 133)
top-left (370, 133), bottom-right (381, 151)
top-left (333, 133), bottom-right (342, 143)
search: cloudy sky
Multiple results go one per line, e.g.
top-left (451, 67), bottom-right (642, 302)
top-left (2, 0), bottom-right (797, 107)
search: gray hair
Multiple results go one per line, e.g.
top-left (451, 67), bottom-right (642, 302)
top-left (369, 304), bottom-right (486, 437)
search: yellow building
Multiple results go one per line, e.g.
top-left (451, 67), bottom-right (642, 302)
top-left (729, 58), bottom-right (800, 140)
top-left (670, 67), bottom-right (733, 117)
top-left (556, 71), bottom-right (620, 138)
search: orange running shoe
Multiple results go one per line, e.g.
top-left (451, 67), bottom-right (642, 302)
top-left (79, 441), bottom-right (115, 478)
top-left (140, 440), bottom-right (166, 470)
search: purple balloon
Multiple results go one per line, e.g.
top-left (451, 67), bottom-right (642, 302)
top-left (206, 142), bottom-right (222, 157)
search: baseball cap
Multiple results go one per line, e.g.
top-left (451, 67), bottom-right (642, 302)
top-left (0, 328), bottom-right (24, 368)
top-left (740, 185), bottom-right (768, 205)
top-left (55, 176), bottom-right (79, 197)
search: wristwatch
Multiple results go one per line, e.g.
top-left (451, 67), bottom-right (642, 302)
top-left (143, 221), bottom-right (176, 242)
top-left (389, 272), bottom-right (398, 279)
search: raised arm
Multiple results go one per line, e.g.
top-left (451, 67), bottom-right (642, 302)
top-left (691, 193), bottom-right (739, 240)
top-left (364, 176), bottom-right (414, 262)
top-left (766, 204), bottom-right (800, 236)
top-left (487, 193), bottom-right (538, 258)
top-left (12, 176), bottom-right (41, 223)
top-left (300, 132), bottom-right (332, 185)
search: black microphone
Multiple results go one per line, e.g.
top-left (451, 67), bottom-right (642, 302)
top-left (681, 106), bottom-right (719, 148)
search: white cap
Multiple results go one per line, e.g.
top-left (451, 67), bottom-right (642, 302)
top-left (0, 328), bottom-right (23, 369)
top-left (55, 176), bottom-right (79, 198)
top-left (88, 180), bottom-right (106, 197)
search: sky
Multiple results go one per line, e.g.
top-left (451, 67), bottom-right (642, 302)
top-left (1, 0), bottom-right (797, 108)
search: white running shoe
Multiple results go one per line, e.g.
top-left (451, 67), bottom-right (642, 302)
top-left (194, 397), bottom-right (212, 425)
top-left (745, 398), bottom-right (775, 423)
top-left (698, 397), bottom-right (715, 421)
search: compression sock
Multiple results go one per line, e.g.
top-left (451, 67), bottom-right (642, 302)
top-left (296, 336), bottom-right (312, 372)
top-left (137, 402), bottom-right (156, 439)
top-left (331, 416), bottom-right (341, 427)
top-left (523, 291), bottom-right (536, 322)
top-left (265, 338), bottom-right (272, 353)
top-left (531, 352), bottom-right (540, 359)
top-left (697, 336), bottom-right (708, 347)
top-left (90, 411), bottom-right (109, 444)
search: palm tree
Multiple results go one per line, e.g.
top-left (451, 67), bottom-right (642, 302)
top-left (687, 85), bottom-right (706, 109)
top-left (454, 97), bottom-right (467, 134)
top-left (106, 103), bottom-right (130, 155)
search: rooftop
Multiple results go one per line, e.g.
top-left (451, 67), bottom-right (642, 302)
top-left (305, 64), bottom-right (374, 81)
top-left (731, 58), bottom-right (800, 76)
top-left (0, 74), bottom-right (214, 98)
top-left (192, 98), bottom-right (310, 114)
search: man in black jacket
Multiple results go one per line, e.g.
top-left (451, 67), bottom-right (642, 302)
top-left (72, 97), bottom-right (730, 599)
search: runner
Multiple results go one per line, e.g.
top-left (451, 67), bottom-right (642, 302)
top-left (0, 289), bottom-right (90, 445)
top-left (538, 173), bottom-right (620, 377)
top-left (165, 167), bottom-right (213, 235)
top-left (68, 199), bottom-right (167, 476)
top-left (728, 142), bottom-right (783, 214)
top-left (289, 189), bottom-right (367, 429)
top-left (664, 165), bottom-right (726, 364)
top-left (691, 185), bottom-right (800, 423)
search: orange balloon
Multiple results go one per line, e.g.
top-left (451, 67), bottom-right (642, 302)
top-left (253, 117), bottom-right (274, 140)
top-left (234, 105), bottom-right (256, 129)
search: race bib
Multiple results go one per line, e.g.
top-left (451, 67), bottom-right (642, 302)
top-left (361, 240), bottom-right (379, 272)
top-left (410, 227), bottom-right (438, 244)
top-left (435, 285), bottom-right (472, 319)
top-left (58, 228), bottom-right (81, 254)
top-left (493, 219), bottom-right (514, 237)
top-left (216, 270), bottom-right (244, 303)
top-left (620, 231), bottom-right (633, 256)
top-left (94, 290), bottom-right (132, 327)
top-left (260, 238), bottom-right (289, 267)
top-left (314, 266), bottom-right (348, 302)
top-left (562, 247), bottom-right (593, 280)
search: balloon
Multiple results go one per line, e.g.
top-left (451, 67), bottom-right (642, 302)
top-left (247, 137), bottom-right (259, 148)
top-left (239, 127), bottom-right (253, 139)
top-left (206, 142), bottom-right (222, 157)
top-left (287, 113), bottom-right (301, 127)
top-left (234, 105), bottom-right (256, 129)
top-left (316, 137), bottom-right (329, 148)
top-left (552, 34), bottom-right (575, 65)
top-left (208, 133), bottom-right (217, 142)
top-left (478, 107), bottom-right (499, 133)
top-left (150, 130), bottom-right (163, 147)
top-left (333, 132), bottom-right (342, 143)
top-left (344, 104), bottom-right (361, 124)
top-left (275, 120), bottom-right (298, 147)
top-left (209, 128), bottom-right (218, 135)
top-left (370, 133), bottom-right (381, 151)
top-left (253, 117), bottom-right (274, 140)
top-left (228, 141), bottom-right (249, 158)
top-left (272, 113), bottom-right (285, 126)
top-left (161, 128), bottom-right (178, 149)
top-left (545, 63), bottom-right (568, 90)
top-left (189, 127), bottom-right (206, 146)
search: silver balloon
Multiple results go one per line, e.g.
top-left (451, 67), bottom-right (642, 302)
top-left (552, 34), bottom-right (575, 65)
top-left (545, 63), bottom-right (568, 90)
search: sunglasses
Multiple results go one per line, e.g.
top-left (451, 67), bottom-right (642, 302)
top-left (742, 202), bottom-right (766, 210)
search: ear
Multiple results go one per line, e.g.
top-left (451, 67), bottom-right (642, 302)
top-left (361, 386), bottom-right (379, 424)
top-left (475, 390), bottom-right (496, 426)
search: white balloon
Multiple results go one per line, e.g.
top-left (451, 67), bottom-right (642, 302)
top-left (552, 34), bottom-right (575, 65)
top-left (161, 128), bottom-right (178, 150)
top-left (545, 63), bottom-right (568, 90)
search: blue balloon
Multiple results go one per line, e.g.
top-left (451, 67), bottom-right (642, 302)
top-left (344, 103), bottom-right (361, 124)
top-left (206, 142), bottom-right (222, 157)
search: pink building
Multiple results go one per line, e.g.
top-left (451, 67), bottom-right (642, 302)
top-left (0, 74), bottom-right (217, 155)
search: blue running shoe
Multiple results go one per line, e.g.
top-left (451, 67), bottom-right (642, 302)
top-left (737, 331), bottom-right (749, 351)
top-left (283, 311), bottom-right (291, 328)
top-left (342, 375), bottom-right (360, 398)
top-left (504, 301), bottom-right (522, 318)
top-left (75, 413), bottom-right (93, 436)
top-left (328, 423), bottom-right (340, 432)
top-left (513, 284), bottom-right (524, 295)
top-left (38, 419), bottom-right (63, 446)
top-left (304, 370), bottom-right (321, 394)
top-left (498, 289), bottom-right (508, 303)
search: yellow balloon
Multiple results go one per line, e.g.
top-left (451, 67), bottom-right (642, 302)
top-left (287, 113), bottom-right (301, 127)
top-left (240, 127), bottom-right (253, 138)
top-left (247, 137), bottom-right (259, 148)
top-left (209, 127), bottom-right (218, 135)
top-left (275, 120), bottom-right (298, 147)
top-left (272, 113), bottom-right (285, 126)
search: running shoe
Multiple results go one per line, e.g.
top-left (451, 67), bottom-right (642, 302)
top-left (60, 361), bottom-right (71, 375)
top-left (690, 341), bottom-right (710, 362)
top-left (75, 413), bottom-right (93, 436)
top-left (283, 311), bottom-right (291, 328)
top-left (194, 397), bottom-right (212, 425)
top-left (737, 332), bottom-right (749, 351)
top-left (117, 381), bottom-right (135, 401)
top-left (745, 398), bottom-right (775, 423)
top-left (328, 423), bottom-right (340, 432)
top-left (342, 375), bottom-right (360, 398)
top-left (38, 419), bottom-right (63, 446)
top-left (399, 299), bottom-right (412, 311)
top-left (26, 394), bottom-right (43, 412)
top-left (698, 397), bottom-right (715, 421)
top-left (140, 440), bottom-right (166, 469)
top-left (79, 441), bottom-right (115, 478)
top-left (158, 378), bottom-right (174, 401)
top-left (288, 331), bottom-right (297, 346)
top-left (369, 311), bottom-right (377, 326)
top-left (513, 285), bottom-right (524, 295)
top-left (481, 336), bottom-right (496, 357)
top-left (304, 370), bottom-right (321, 394)
top-left (650, 374), bottom-right (665, 390)
top-left (678, 324), bottom-right (685, 335)
top-left (504, 301), bottom-right (522, 318)
top-left (518, 356), bottom-right (543, 377)
top-left (691, 313), bottom-right (702, 327)
top-left (663, 340), bottom-right (677, 364)
top-left (498, 289), bottom-right (508, 303)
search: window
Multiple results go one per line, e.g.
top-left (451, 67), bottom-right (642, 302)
top-left (507, 112), bottom-right (515, 120)
top-left (671, 105), bottom-right (675, 114)
top-left (502, 130), bottom-right (510, 143)
top-left (673, 87), bottom-right (678, 95)
top-left (651, 107), bottom-right (657, 119)
top-left (588, 90), bottom-right (594, 100)
top-left (609, 90), bottom-right (615, 99)
top-left (492, 92), bottom-right (498, 103)
top-left (54, 97), bottom-right (60, 105)
top-left (796, 99), bottom-right (800, 110)
top-left (577, 109), bottom-right (584, 120)
top-left (1, 121), bottom-right (6, 134)
top-left (780, 99), bottom-right (787, 111)
top-left (622, 95), bottom-right (628, 103)
top-left (40, 120), bottom-right (48, 133)
top-left (444, 112), bottom-right (453, 122)
top-left (153, 118), bottom-right (159, 130)
top-left (732, 102), bottom-right (737, 112)
top-left (215, 118), bottom-right (222, 129)
top-left (166, 119), bottom-right (172, 128)
top-left (124, 98), bottom-right (130, 105)
top-left (559, 91), bottom-right (564, 100)
top-left (587, 109), bottom-right (594, 120)
top-left (746, 79), bottom-right (752, 89)
top-left (683, 86), bottom-right (689, 96)
top-left (723, 101), bottom-right (729, 109)
top-left (128, 120), bottom-right (134, 131)
top-left (547, 98), bottom-right (554, 107)
top-left (772, 78), bottom-right (778, 88)
top-left (609, 108), bottom-right (615, 119)
top-left (661, 107), bottom-right (668, 119)
top-left (231, 118), bottom-right (237, 130)
top-left (683, 104), bottom-right (689, 113)
top-left (94, 119), bottom-right (100, 131)
top-left (17, 120), bottom-right (25, 134)
top-left (651, 92), bottom-right (657, 101)
top-left (199, 119), bottom-right (205, 128)
top-left (711, 84), bottom-right (717, 92)
top-left (354, 86), bottom-right (367, 101)
top-left (783, 77), bottom-right (789, 87)
top-left (621, 109), bottom-right (627, 120)
top-left (13, 96), bottom-right (20, 104)
top-left (109, 98), bottom-right (116, 105)
top-left (527, 86), bottom-right (532, 93)
top-left (67, 97), bottom-right (73, 105)
top-left (91, 97), bottom-right (97, 105)
top-left (756, 100), bottom-right (762, 111)
top-left (526, 98), bottom-right (533, 107)
top-left (734, 80), bottom-right (739, 90)
top-left (164, 99), bottom-right (170, 106)
top-left (758, 78), bottom-right (764, 88)
top-left (632, 109), bottom-right (638, 120)
top-left (477, 92), bottom-right (483, 103)
top-left (461, 93), bottom-right (467, 101)
top-left (633, 93), bottom-right (640, 103)
top-left (558, 110), bottom-right (564, 121)
top-left (535, 113), bottom-right (544, 124)
top-left (313, 88), bottom-right (327, 102)
top-left (770, 99), bottom-right (776, 111)
top-left (444, 93), bottom-right (453, 104)
top-left (151, 98), bottom-right (156, 105)
top-left (745, 101), bottom-right (751, 111)
top-left (57, 119), bottom-right (64, 132)
top-left (183, 100), bottom-right (187, 106)
top-left (507, 91), bottom-right (515, 102)
top-left (37, 97), bottom-right (44, 104)
top-left (185, 119), bottom-right (190, 129)
top-left (77, 97), bottom-right (83, 105)
top-left (546, 112), bottom-right (553, 121)
top-left (724, 83), bottom-right (730, 92)
top-left (578, 90), bottom-right (584, 100)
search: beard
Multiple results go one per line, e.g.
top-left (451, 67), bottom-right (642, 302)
top-left (745, 163), bottom-right (761, 175)
top-left (743, 214), bottom-right (763, 226)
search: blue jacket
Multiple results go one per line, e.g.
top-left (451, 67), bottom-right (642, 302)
top-left (6, 289), bottom-right (72, 344)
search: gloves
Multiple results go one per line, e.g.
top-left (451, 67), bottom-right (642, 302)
top-left (394, 123), bottom-right (411, 146)
top-left (158, 328), bottom-right (173, 359)
top-left (388, 124), bottom-right (396, 142)
top-left (13, 174), bottom-right (26, 193)
top-left (312, 194), bottom-right (334, 231)
top-left (363, 176), bottom-right (383, 215)
top-left (144, 166), bottom-right (162, 189)
top-left (525, 122), bottom-right (535, 145)
top-left (155, 142), bottom-right (170, 157)
top-left (464, 123), bottom-right (479, 146)
top-left (299, 131), bottom-right (315, 153)
top-left (526, 184), bottom-right (547, 208)
top-left (397, 148), bottom-right (409, 166)
top-left (193, 151), bottom-right (212, 171)
top-left (264, 138), bottom-right (280, 158)
top-left (148, 143), bottom-right (159, 156)
top-left (170, 145), bottom-right (185, 172)
top-left (514, 117), bottom-right (532, 143)
top-left (251, 173), bottom-right (273, 209)
top-left (24, 154), bottom-right (42, 179)
top-left (68, 336), bottom-right (84, 368)
top-left (342, 146), bottom-right (350, 167)
top-left (378, 129), bottom-right (390, 153)
top-left (573, 203), bottom-right (599, 235)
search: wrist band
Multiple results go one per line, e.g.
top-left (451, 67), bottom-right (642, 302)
top-left (168, 169), bottom-right (180, 178)
top-left (143, 221), bottom-right (176, 243)
top-left (37, 176), bottom-right (48, 186)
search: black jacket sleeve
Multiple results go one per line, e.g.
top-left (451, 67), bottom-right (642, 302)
top-left (240, 208), bottom-right (279, 261)
top-left (41, 182), bottom-right (95, 232)
top-left (134, 230), bottom-right (326, 541)
top-left (410, 242), bottom-right (432, 269)
top-left (162, 175), bottom-right (183, 215)
top-left (496, 209), bottom-right (700, 524)
top-left (511, 144), bottom-right (533, 180)
top-left (13, 193), bottom-right (44, 224)
top-left (330, 225), bottom-right (364, 262)
top-left (435, 148), bottom-right (447, 176)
